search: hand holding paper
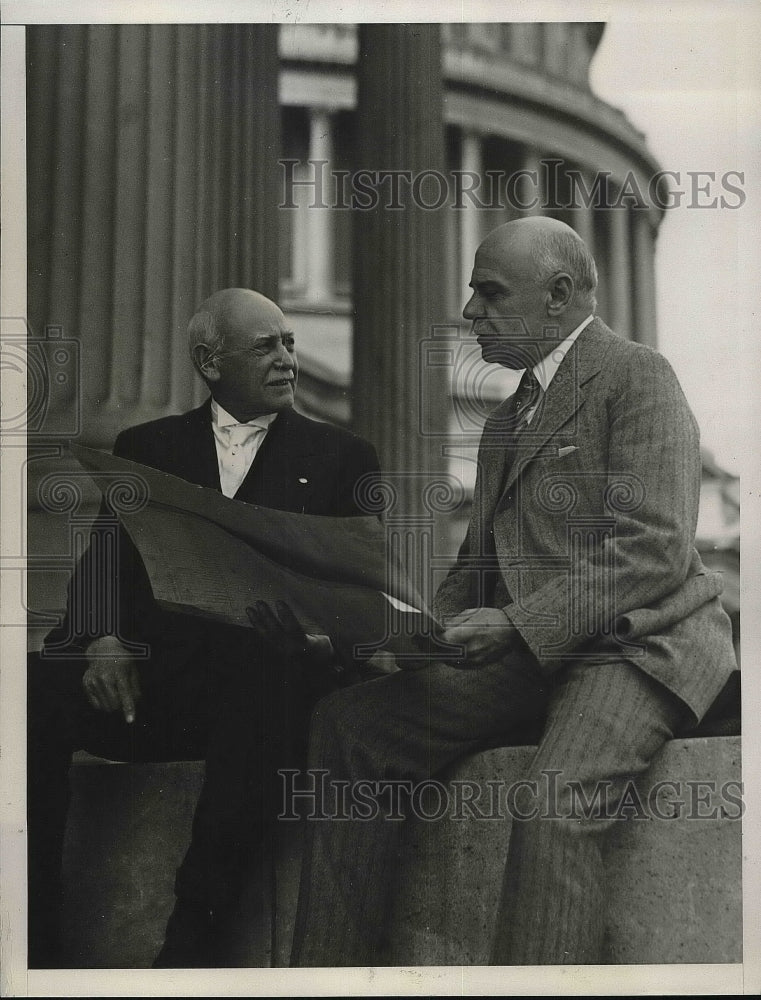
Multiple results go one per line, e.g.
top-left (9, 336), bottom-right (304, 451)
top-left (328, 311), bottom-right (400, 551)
top-left (246, 600), bottom-right (338, 669)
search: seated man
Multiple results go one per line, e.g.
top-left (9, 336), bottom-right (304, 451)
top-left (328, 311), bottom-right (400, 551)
top-left (27, 288), bottom-right (381, 968)
top-left (284, 217), bottom-right (737, 966)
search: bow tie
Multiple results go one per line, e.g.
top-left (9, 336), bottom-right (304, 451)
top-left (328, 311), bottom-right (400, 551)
top-left (225, 422), bottom-right (269, 446)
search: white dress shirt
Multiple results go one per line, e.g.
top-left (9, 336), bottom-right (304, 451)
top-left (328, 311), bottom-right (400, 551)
top-left (524, 314), bottom-right (594, 425)
top-left (211, 399), bottom-right (277, 498)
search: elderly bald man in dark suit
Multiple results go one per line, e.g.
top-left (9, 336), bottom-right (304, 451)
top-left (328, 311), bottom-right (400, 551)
top-left (287, 217), bottom-right (737, 966)
top-left (27, 288), bottom-right (380, 968)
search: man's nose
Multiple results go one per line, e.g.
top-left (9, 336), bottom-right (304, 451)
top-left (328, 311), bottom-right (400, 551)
top-left (462, 292), bottom-right (480, 320)
top-left (275, 342), bottom-right (295, 368)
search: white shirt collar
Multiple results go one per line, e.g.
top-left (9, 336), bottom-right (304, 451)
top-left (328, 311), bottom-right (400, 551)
top-left (211, 398), bottom-right (278, 431)
top-left (532, 314), bottom-right (594, 392)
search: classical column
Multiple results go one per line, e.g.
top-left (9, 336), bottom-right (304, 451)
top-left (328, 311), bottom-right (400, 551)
top-left (542, 22), bottom-right (569, 77)
top-left (608, 201), bottom-right (632, 340)
top-left (631, 208), bottom-right (658, 347)
top-left (520, 145), bottom-right (543, 215)
top-left (570, 167), bottom-right (595, 254)
top-left (168, 25), bottom-right (204, 411)
top-left (351, 24), bottom-right (449, 522)
top-left (26, 25), bottom-right (58, 345)
top-left (25, 24), bottom-right (281, 445)
top-left (108, 25), bottom-right (151, 412)
top-left (305, 107), bottom-right (335, 304)
top-left (142, 24), bottom-right (179, 410)
top-left (71, 26), bottom-right (119, 409)
top-left (220, 24), bottom-right (281, 300)
top-left (460, 130), bottom-right (482, 296)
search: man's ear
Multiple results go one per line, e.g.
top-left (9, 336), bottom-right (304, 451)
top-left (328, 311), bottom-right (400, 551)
top-left (546, 273), bottom-right (574, 315)
top-left (192, 344), bottom-right (221, 382)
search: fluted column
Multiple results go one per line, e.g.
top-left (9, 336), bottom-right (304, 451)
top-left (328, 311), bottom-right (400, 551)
top-left (570, 167), bottom-right (595, 254)
top-left (26, 26), bottom-right (59, 344)
top-left (240, 24), bottom-right (281, 298)
top-left (139, 24), bottom-right (173, 410)
top-left (460, 130), bottom-right (482, 296)
top-left (608, 202), bottom-right (632, 340)
top-left (108, 26), bottom-right (151, 413)
top-left (631, 208), bottom-right (658, 347)
top-left (520, 145), bottom-right (543, 215)
top-left (351, 24), bottom-right (448, 520)
top-left (26, 24), bottom-right (281, 446)
top-left (305, 107), bottom-right (335, 304)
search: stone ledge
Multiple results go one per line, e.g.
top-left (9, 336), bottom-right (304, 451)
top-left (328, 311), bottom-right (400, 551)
top-left (388, 737), bottom-right (742, 966)
top-left (58, 736), bottom-right (742, 967)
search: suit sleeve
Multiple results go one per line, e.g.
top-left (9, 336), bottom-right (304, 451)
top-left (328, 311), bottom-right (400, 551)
top-left (335, 437), bottom-right (382, 518)
top-left (504, 348), bottom-right (709, 673)
top-left (432, 427), bottom-right (494, 622)
top-left (432, 531), bottom-right (476, 623)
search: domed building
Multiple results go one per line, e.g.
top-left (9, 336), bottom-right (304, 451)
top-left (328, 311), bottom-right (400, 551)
top-left (280, 22), bottom-right (660, 419)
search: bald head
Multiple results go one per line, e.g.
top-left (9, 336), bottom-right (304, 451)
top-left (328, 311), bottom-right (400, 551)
top-left (187, 288), bottom-right (297, 420)
top-left (463, 217), bottom-right (597, 368)
top-left (476, 217), bottom-right (598, 310)
top-left (188, 288), bottom-right (286, 361)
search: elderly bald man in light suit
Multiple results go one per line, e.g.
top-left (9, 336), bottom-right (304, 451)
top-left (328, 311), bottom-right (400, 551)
top-left (287, 217), bottom-right (736, 966)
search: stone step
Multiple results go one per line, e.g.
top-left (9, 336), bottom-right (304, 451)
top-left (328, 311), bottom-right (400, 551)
top-left (59, 736), bottom-right (742, 967)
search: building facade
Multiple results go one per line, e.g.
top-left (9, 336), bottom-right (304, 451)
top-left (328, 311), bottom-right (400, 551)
top-left (280, 23), bottom-right (661, 426)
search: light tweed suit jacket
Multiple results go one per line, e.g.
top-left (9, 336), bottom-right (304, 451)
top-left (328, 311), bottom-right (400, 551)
top-left (434, 318), bottom-right (736, 721)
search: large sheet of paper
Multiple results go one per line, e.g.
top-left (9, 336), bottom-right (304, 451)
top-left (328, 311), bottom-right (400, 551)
top-left (70, 444), bottom-right (453, 664)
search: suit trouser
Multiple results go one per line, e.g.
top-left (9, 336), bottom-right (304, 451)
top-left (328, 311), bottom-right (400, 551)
top-left (289, 653), bottom-right (690, 967)
top-left (27, 622), bottom-right (312, 967)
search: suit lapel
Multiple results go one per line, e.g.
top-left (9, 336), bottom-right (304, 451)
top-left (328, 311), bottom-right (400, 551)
top-left (234, 407), bottom-right (317, 505)
top-left (172, 399), bottom-right (221, 490)
top-left (498, 319), bottom-right (610, 498)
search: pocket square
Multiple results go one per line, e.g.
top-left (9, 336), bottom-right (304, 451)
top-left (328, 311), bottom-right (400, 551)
top-left (557, 445), bottom-right (578, 458)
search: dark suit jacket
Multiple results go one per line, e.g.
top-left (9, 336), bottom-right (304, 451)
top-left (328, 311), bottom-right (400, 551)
top-left (45, 401), bottom-right (380, 663)
top-left (434, 318), bottom-right (736, 721)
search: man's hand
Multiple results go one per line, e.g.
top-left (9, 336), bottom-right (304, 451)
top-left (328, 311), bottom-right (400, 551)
top-left (246, 600), bottom-right (336, 668)
top-left (441, 607), bottom-right (518, 669)
top-left (82, 636), bottom-right (141, 723)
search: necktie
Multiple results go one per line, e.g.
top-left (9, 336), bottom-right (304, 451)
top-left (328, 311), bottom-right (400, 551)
top-left (496, 367), bottom-right (541, 502)
top-left (512, 368), bottom-right (541, 432)
top-left (485, 369), bottom-right (542, 603)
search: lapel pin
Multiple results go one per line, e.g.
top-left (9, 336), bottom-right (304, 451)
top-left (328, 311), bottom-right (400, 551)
top-left (298, 477), bottom-right (309, 484)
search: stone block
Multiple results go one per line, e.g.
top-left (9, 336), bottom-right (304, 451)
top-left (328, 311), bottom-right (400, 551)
top-left (61, 759), bottom-right (204, 968)
top-left (387, 738), bottom-right (742, 965)
top-left (58, 737), bottom-right (742, 967)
